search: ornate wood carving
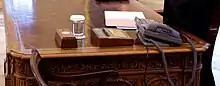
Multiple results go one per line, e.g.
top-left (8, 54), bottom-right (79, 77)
top-left (5, 53), bottom-right (202, 86)
top-left (26, 77), bottom-right (39, 86)
top-left (14, 59), bottom-right (26, 76)
top-left (15, 77), bottom-right (26, 86)
top-left (47, 54), bottom-right (184, 75)
top-left (14, 58), bottom-right (33, 77)
top-left (144, 73), bottom-right (182, 86)
top-left (5, 75), bottom-right (13, 86)
top-left (185, 54), bottom-right (202, 69)
top-left (126, 79), bottom-right (138, 86)
top-left (184, 71), bottom-right (201, 86)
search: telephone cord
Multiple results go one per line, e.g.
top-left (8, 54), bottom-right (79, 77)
top-left (182, 34), bottom-right (197, 86)
top-left (137, 33), bottom-right (175, 86)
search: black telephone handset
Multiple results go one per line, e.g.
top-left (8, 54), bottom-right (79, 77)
top-left (135, 17), bottom-right (182, 46)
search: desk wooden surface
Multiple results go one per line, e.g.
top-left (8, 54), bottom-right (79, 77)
top-left (3, 0), bottom-right (208, 59)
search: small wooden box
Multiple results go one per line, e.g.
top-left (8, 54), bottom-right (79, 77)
top-left (55, 29), bottom-right (77, 48)
top-left (91, 28), bottom-right (134, 47)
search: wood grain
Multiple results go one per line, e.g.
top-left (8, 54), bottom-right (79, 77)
top-left (3, 0), bottom-right (209, 60)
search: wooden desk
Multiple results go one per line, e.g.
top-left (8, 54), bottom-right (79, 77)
top-left (138, 0), bottom-right (164, 14)
top-left (3, 0), bottom-right (208, 86)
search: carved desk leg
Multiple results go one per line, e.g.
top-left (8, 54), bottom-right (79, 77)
top-left (5, 54), bottom-right (38, 86)
top-left (5, 54), bottom-right (14, 86)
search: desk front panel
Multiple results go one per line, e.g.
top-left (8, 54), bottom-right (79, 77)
top-left (6, 53), bottom-right (201, 86)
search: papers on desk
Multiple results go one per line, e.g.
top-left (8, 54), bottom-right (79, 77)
top-left (104, 11), bottom-right (146, 30)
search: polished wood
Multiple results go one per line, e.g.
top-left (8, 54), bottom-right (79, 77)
top-left (4, 0), bottom-right (207, 58)
top-left (3, 0), bottom-right (209, 86)
top-left (4, 0), bottom-right (173, 59)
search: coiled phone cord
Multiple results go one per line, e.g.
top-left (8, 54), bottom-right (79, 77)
top-left (137, 32), bottom-right (197, 86)
top-left (143, 42), bottom-right (149, 86)
top-left (148, 38), bottom-right (175, 86)
top-left (182, 34), bottom-right (197, 86)
top-left (137, 33), bottom-right (175, 86)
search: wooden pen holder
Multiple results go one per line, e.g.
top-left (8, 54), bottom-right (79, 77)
top-left (91, 28), bottom-right (134, 47)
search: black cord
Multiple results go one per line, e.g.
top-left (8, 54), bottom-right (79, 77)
top-left (147, 39), bottom-right (175, 86)
top-left (137, 33), bottom-right (175, 86)
top-left (135, 18), bottom-right (148, 86)
top-left (136, 31), bottom-right (148, 86)
top-left (137, 31), bottom-right (197, 86)
top-left (182, 34), bottom-right (197, 86)
top-left (143, 39), bottom-right (149, 86)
